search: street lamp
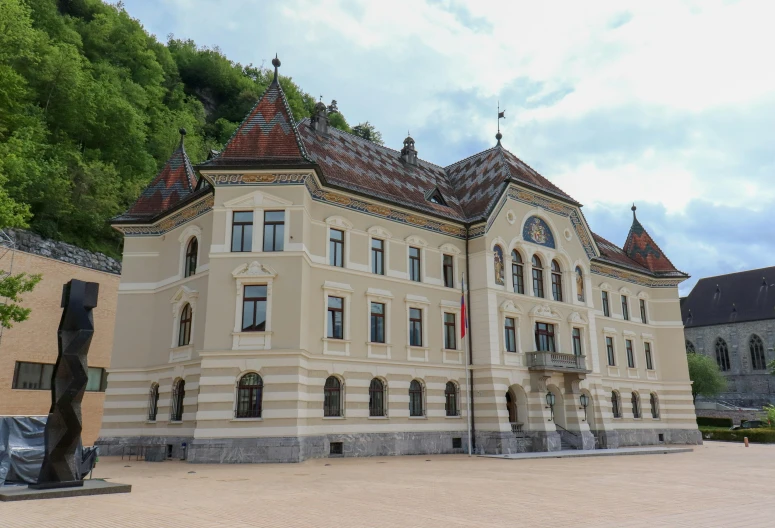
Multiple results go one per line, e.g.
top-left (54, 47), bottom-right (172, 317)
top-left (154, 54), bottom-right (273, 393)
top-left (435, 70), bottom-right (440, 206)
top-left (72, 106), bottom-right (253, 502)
top-left (545, 391), bottom-right (556, 422)
top-left (579, 393), bottom-right (589, 422)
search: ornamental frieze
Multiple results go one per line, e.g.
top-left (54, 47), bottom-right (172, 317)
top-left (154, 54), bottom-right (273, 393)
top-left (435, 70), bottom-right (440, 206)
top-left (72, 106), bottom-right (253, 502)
top-left (116, 195), bottom-right (214, 237)
top-left (590, 262), bottom-right (683, 288)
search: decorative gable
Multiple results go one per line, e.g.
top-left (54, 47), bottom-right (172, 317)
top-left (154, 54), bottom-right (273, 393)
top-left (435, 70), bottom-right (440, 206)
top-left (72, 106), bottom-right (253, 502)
top-left (232, 261), bottom-right (278, 279)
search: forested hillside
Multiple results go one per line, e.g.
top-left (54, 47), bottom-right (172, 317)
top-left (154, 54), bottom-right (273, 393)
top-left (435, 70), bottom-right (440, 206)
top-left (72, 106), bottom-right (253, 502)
top-left (0, 0), bottom-right (375, 258)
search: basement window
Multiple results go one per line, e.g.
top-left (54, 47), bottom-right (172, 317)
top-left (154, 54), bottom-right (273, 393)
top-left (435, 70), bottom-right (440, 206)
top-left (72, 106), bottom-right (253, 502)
top-left (329, 442), bottom-right (343, 456)
top-left (452, 437), bottom-right (462, 449)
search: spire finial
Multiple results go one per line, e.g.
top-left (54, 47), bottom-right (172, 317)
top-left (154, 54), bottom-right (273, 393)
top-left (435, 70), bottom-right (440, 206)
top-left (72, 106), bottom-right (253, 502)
top-left (271, 54), bottom-right (281, 83)
top-left (178, 127), bottom-right (187, 147)
top-left (496, 101), bottom-right (505, 145)
top-left (631, 203), bottom-right (637, 219)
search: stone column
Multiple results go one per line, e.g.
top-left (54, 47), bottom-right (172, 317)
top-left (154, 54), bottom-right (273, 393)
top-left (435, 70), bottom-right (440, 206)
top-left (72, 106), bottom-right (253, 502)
top-left (563, 377), bottom-right (595, 450)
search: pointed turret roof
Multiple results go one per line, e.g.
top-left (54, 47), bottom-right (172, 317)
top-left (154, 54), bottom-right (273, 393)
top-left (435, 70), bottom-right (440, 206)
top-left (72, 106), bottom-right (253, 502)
top-left (622, 205), bottom-right (682, 274)
top-left (200, 55), bottom-right (312, 168)
top-left (115, 129), bottom-right (198, 222)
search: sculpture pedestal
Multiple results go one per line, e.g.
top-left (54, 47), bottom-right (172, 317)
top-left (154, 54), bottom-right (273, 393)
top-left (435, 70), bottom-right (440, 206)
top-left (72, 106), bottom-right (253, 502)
top-left (0, 479), bottom-right (131, 501)
top-left (29, 480), bottom-right (84, 490)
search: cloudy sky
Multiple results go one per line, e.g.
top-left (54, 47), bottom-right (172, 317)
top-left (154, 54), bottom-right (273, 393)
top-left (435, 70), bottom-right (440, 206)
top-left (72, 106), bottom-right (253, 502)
top-left (123, 0), bottom-right (775, 294)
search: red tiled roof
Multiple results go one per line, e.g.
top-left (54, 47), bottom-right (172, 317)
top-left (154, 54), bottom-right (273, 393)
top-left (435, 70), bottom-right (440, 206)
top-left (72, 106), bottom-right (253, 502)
top-left (623, 215), bottom-right (681, 274)
top-left (592, 232), bottom-right (651, 273)
top-left (119, 142), bottom-right (197, 221)
top-left (203, 80), bottom-right (311, 166)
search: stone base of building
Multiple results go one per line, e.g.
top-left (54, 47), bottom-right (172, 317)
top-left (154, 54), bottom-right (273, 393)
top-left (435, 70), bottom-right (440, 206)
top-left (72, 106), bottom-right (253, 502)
top-left (593, 428), bottom-right (702, 449)
top-left (474, 431), bottom-right (531, 454)
top-left (95, 436), bottom-right (192, 460)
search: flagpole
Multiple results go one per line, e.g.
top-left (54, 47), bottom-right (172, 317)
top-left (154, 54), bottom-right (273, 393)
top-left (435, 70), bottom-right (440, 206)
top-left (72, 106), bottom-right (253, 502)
top-left (463, 275), bottom-right (473, 456)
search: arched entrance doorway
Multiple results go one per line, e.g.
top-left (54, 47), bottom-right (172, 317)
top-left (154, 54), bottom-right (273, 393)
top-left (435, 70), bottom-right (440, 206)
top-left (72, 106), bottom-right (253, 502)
top-left (505, 385), bottom-right (529, 434)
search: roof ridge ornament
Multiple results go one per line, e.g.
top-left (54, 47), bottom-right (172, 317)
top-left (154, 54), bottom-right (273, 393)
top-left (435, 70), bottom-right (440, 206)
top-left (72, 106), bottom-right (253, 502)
top-left (178, 127), bottom-right (187, 148)
top-left (496, 101), bottom-right (505, 145)
top-left (272, 54), bottom-right (281, 83)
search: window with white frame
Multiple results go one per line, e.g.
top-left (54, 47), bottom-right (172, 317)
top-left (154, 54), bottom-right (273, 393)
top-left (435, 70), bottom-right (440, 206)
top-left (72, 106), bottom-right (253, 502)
top-left (625, 339), bottom-right (635, 368)
top-left (572, 328), bottom-right (583, 356)
top-left (409, 247), bottom-right (421, 282)
top-left (505, 317), bottom-right (517, 353)
top-left (231, 211), bottom-right (254, 252)
top-left (535, 322), bottom-right (556, 352)
top-left (645, 342), bottom-right (654, 370)
top-left (231, 261), bottom-right (276, 350)
top-left (443, 312), bottom-right (457, 350)
top-left (370, 302), bottom-right (386, 343)
top-left (606, 336), bottom-right (616, 366)
top-left (328, 297), bottom-right (345, 339)
top-left (329, 229), bottom-right (344, 267)
top-left (371, 239), bottom-right (385, 275)
top-left (409, 308), bottom-right (423, 347)
top-left (262, 210), bottom-right (285, 252)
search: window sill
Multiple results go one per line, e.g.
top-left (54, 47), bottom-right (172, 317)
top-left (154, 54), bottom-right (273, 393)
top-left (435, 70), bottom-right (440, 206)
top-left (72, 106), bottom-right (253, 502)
top-left (145, 420), bottom-right (157, 424)
top-left (231, 417), bottom-right (263, 422)
top-left (323, 416), bottom-right (345, 420)
top-left (233, 331), bottom-right (272, 336)
top-left (409, 416), bottom-right (428, 420)
top-left (169, 421), bottom-right (183, 425)
top-left (322, 338), bottom-right (351, 343)
top-left (445, 415), bottom-right (462, 419)
top-left (368, 416), bottom-right (388, 420)
top-left (367, 341), bottom-right (389, 345)
top-left (407, 346), bottom-right (429, 351)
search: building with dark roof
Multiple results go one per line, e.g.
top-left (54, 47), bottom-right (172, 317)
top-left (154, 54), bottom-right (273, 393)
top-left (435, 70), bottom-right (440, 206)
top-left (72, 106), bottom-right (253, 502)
top-left (682, 267), bottom-right (775, 408)
top-left (98, 57), bottom-right (699, 462)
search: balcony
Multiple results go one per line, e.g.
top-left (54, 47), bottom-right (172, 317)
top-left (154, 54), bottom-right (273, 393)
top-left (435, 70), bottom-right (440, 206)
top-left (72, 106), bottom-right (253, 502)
top-left (526, 351), bottom-right (589, 373)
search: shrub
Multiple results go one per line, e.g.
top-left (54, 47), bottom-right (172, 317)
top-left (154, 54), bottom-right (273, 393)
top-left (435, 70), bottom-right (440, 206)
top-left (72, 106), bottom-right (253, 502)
top-left (697, 417), bottom-right (733, 428)
top-left (699, 427), bottom-right (775, 443)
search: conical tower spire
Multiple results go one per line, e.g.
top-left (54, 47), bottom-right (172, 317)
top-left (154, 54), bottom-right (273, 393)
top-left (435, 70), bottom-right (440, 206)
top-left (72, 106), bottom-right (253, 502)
top-left (623, 204), bottom-right (679, 273)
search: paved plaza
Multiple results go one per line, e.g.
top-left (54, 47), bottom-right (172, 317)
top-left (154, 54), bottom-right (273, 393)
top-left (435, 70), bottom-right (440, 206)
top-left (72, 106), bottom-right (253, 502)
top-left (2, 442), bottom-right (772, 527)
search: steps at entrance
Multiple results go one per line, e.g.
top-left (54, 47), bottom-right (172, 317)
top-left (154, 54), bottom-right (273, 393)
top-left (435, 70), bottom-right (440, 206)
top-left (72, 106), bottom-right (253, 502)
top-left (560, 439), bottom-right (576, 451)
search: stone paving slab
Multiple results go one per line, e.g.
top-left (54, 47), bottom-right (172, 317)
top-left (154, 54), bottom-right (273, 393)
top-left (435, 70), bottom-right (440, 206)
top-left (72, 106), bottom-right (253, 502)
top-left (0, 479), bottom-right (131, 502)
top-left (0, 442), bottom-right (773, 527)
top-left (481, 446), bottom-right (694, 459)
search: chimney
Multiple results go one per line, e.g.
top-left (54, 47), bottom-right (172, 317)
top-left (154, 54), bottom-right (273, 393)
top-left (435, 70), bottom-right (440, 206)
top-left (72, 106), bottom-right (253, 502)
top-left (310, 100), bottom-right (329, 135)
top-left (400, 135), bottom-right (417, 165)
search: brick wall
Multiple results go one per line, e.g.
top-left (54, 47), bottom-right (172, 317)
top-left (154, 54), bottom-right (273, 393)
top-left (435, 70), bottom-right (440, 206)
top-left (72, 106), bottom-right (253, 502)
top-left (0, 247), bottom-right (119, 444)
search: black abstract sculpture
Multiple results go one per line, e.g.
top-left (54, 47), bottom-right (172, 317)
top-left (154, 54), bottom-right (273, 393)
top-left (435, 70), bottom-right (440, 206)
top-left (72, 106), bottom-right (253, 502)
top-left (31, 279), bottom-right (99, 490)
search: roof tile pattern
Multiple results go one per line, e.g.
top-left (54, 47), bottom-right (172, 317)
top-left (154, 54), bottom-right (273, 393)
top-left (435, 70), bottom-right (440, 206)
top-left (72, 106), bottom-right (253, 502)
top-left (592, 232), bottom-right (651, 273)
top-left (121, 143), bottom-right (197, 220)
top-left (298, 122), bottom-right (467, 221)
top-left (623, 215), bottom-right (681, 273)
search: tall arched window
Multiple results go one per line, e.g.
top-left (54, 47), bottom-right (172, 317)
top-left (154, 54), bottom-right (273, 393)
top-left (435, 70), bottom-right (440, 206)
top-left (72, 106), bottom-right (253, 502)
top-left (532, 255), bottom-right (544, 298)
top-left (750, 335), bottom-right (766, 371)
top-left (148, 383), bottom-right (159, 421)
top-left (685, 340), bottom-right (696, 354)
top-left (170, 379), bottom-right (185, 421)
top-left (511, 251), bottom-right (524, 294)
top-left (493, 245), bottom-right (505, 285)
top-left (715, 338), bottom-right (731, 371)
top-left (611, 391), bottom-right (621, 418)
top-left (409, 380), bottom-right (424, 417)
top-left (184, 237), bottom-right (198, 278)
top-left (235, 373), bottom-right (263, 418)
top-left (445, 381), bottom-right (459, 417)
top-left (369, 378), bottom-right (386, 417)
top-left (324, 376), bottom-right (342, 417)
top-left (650, 393), bottom-right (659, 419)
top-left (551, 260), bottom-right (563, 302)
top-left (631, 392), bottom-right (641, 418)
top-left (575, 266), bottom-right (584, 302)
top-left (178, 303), bottom-right (192, 347)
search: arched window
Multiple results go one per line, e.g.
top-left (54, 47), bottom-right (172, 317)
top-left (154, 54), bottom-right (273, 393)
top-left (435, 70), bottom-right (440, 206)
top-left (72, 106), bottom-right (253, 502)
top-left (235, 373), bottom-right (263, 418)
top-left (685, 340), bottom-right (696, 354)
top-left (178, 303), bottom-right (192, 347)
top-left (324, 376), bottom-right (342, 417)
top-left (445, 381), bottom-right (459, 417)
top-left (511, 251), bottom-right (524, 294)
top-left (551, 260), bottom-right (563, 302)
top-left (631, 392), bottom-right (641, 418)
top-left (650, 393), bottom-right (659, 419)
top-left (369, 378), bottom-right (386, 417)
top-left (170, 379), bottom-right (185, 421)
top-left (493, 245), bottom-right (505, 286)
top-left (184, 237), bottom-right (198, 278)
top-left (750, 335), bottom-right (766, 371)
top-left (715, 338), bottom-right (730, 371)
top-left (409, 380), bottom-right (424, 417)
top-left (148, 383), bottom-right (159, 421)
top-left (611, 391), bottom-right (621, 418)
top-left (531, 255), bottom-right (544, 298)
top-left (575, 267), bottom-right (584, 302)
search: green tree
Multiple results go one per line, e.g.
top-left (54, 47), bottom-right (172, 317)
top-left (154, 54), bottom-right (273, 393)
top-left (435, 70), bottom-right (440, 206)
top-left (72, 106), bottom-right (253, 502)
top-left (351, 121), bottom-right (384, 145)
top-left (687, 353), bottom-right (727, 404)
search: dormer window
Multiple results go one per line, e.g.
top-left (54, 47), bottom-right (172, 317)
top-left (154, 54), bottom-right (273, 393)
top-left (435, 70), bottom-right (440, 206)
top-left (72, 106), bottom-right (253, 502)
top-left (425, 187), bottom-right (447, 206)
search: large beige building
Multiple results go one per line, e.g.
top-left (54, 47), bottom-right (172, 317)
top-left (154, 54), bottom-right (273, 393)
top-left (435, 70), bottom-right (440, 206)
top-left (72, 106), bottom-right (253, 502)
top-left (98, 59), bottom-right (700, 462)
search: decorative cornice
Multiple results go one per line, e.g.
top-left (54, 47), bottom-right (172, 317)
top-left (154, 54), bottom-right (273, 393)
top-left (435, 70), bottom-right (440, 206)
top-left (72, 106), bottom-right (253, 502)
top-left (590, 262), bottom-right (683, 288)
top-left (115, 195), bottom-right (214, 237)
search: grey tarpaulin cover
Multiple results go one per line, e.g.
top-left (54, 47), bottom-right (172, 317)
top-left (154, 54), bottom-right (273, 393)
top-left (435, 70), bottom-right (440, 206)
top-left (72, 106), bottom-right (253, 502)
top-left (0, 416), bottom-right (98, 486)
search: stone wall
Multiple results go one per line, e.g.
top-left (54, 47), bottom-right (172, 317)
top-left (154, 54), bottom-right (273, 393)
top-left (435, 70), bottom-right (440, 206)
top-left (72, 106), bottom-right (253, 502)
top-left (695, 408), bottom-right (764, 425)
top-left (4, 229), bottom-right (121, 275)
top-left (685, 321), bottom-right (775, 407)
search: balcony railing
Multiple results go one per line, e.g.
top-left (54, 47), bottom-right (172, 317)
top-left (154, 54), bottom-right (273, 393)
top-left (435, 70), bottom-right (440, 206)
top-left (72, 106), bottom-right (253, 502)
top-left (510, 422), bottom-right (526, 438)
top-left (526, 351), bottom-right (589, 373)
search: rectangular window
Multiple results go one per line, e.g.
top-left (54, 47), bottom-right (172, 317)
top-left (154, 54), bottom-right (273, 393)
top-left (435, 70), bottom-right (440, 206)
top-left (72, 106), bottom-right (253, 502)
top-left (645, 342), bottom-right (654, 370)
top-left (443, 255), bottom-right (454, 288)
top-left (327, 296), bottom-right (344, 339)
top-left (606, 337), bottom-right (615, 366)
top-left (532, 268), bottom-right (544, 298)
top-left (86, 367), bottom-right (107, 392)
top-left (602, 291), bottom-right (610, 317)
top-left (262, 211), bottom-right (285, 252)
top-left (535, 322), bottom-right (556, 352)
top-left (640, 299), bottom-right (647, 324)
top-left (12, 362), bottom-right (54, 390)
top-left (626, 339), bottom-right (634, 368)
top-left (409, 307), bottom-right (423, 347)
top-left (409, 247), bottom-right (421, 282)
top-left (444, 313), bottom-right (456, 350)
top-left (329, 229), bottom-right (344, 267)
top-left (231, 211), bottom-right (253, 252)
top-left (371, 239), bottom-right (384, 275)
top-left (242, 285), bottom-right (267, 331)
top-left (551, 272), bottom-right (563, 302)
top-left (572, 328), bottom-right (582, 356)
top-left (512, 260), bottom-right (524, 294)
top-left (370, 302), bottom-right (385, 343)
top-left (621, 295), bottom-right (629, 320)
top-left (504, 317), bottom-right (517, 353)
